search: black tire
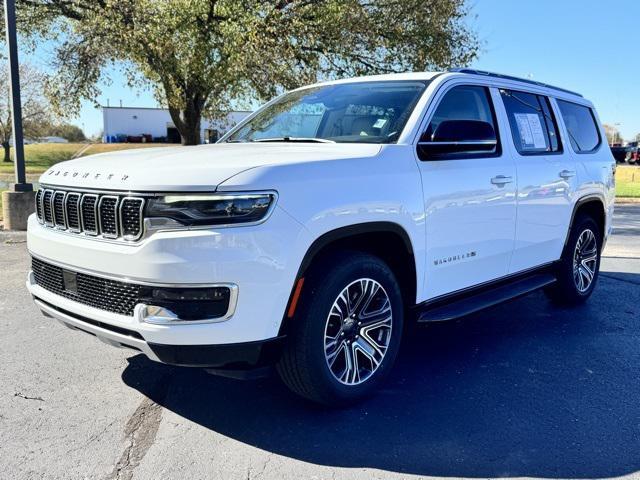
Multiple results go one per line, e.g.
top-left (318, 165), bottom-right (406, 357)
top-left (277, 251), bottom-right (404, 406)
top-left (545, 214), bottom-right (602, 305)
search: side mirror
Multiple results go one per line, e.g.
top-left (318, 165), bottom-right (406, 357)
top-left (418, 120), bottom-right (497, 157)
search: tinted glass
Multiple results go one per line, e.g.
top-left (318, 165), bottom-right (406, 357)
top-left (422, 85), bottom-right (499, 156)
top-left (557, 100), bottom-right (601, 152)
top-left (226, 81), bottom-right (428, 144)
top-left (500, 89), bottom-right (561, 154)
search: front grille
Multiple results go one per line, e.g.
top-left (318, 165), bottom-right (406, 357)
top-left (120, 198), bottom-right (144, 240)
top-left (53, 191), bottom-right (66, 228)
top-left (65, 193), bottom-right (81, 231)
top-left (42, 190), bottom-right (54, 225)
top-left (35, 189), bottom-right (44, 222)
top-left (31, 257), bottom-right (141, 316)
top-left (81, 195), bottom-right (98, 234)
top-left (34, 187), bottom-right (144, 242)
top-left (98, 196), bottom-right (119, 237)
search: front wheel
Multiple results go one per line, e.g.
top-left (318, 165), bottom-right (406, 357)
top-left (277, 251), bottom-right (404, 406)
top-left (545, 214), bottom-right (602, 305)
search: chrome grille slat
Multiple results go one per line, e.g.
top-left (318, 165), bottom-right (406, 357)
top-left (42, 189), bottom-right (54, 226)
top-left (65, 193), bottom-right (82, 232)
top-left (81, 194), bottom-right (99, 235)
top-left (35, 189), bottom-right (44, 223)
top-left (35, 188), bottom-right (144, 242)
top-left (98, 196), bottom-right (119, 238)
top-left (53, 191), bottom-right (67, 229)
top-left (120, 198), bottom-right (145, 241)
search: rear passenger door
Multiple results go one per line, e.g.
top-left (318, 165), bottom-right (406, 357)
top-left (498, 89), bottom-right (578, 273)
top-left (416, 84), bottom-right (517, 299)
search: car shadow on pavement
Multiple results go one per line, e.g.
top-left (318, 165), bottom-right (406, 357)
top-left (122, 277), bottom-right (640, 478)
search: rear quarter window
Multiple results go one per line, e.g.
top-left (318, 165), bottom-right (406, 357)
top-left (500, 89), bottom-right (562, 155)
top-left (557, 100), bottom-right (601, 153)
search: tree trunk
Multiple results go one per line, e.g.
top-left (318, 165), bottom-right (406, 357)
top-left (2, 142), bottom-right (10, 163)
top-left (180, 111), bottom-right (202, 145)
top-left (168, 93), bottom-right (205, 146)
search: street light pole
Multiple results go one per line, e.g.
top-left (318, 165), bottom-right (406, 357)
top-left (3, 0), bottom-right (32, 192)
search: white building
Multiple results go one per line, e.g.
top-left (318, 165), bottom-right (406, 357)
top-left (102, 106), bottom-right (250, 144)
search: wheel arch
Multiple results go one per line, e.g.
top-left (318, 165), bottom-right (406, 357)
top-left (565, 194), bottom-right (606, 251)
top-left (279, 222), bottom-right (418, 335)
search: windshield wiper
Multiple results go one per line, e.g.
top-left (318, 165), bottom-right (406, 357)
top-left (252, 137), bottom-right (336, 143)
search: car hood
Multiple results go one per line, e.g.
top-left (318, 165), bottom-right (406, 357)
top-left (39, 143), bottom-right (382, 192)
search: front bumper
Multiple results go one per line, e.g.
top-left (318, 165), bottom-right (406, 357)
top-left (33, 295), bottom-right (284, 369)
top-left (26, 206), bottom-right (311, 368)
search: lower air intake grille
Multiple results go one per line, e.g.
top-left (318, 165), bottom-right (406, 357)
top-left (31, 257), bottom-right (141, 316)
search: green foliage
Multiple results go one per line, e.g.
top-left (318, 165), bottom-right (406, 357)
top-left (19, 0), bottom-right (479, 144)
top-left (43, 123), bottom-right (87, 142)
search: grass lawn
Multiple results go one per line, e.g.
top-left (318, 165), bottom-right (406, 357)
top-left (0, 142), bottom-right (179, 175)
top-left (616, 165), bottom-right (640, 198)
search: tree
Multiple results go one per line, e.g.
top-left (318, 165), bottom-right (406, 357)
top-left (0, 61), bottom-right (52, 162)
top-left (603, 123), bottom-right (623, 145)
top-left (18, 0), bottom-right (479, 145)
top-left (44, 123), bottom-right (87, 142)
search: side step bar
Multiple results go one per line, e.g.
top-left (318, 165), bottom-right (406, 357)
top-left (417, 273), bottom-right (557, 323)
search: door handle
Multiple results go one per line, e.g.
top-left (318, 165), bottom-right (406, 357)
top-left (559, 169), bottom-right (576, 179)
top-left (490, 175), bottom-right (513, 186)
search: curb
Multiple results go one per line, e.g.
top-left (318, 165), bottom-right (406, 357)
top-left (616, 197), bottom-right (640, 204)
top-left (0, 229), bottom-right (27, 244)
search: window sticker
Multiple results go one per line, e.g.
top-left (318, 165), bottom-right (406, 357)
top-left (514, 113), bottom-right (547, 150)
top-left (373, 118), bottom-right (388, 129)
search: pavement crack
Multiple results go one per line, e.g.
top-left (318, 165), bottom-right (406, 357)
top-left (14, 392), bottom-right (44, 401)
top-left (106, 396), bottom-right (163, 480)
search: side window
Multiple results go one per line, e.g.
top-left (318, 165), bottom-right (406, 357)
top-left (500, 89), bottom-right (561, 155)
top-left (420, 85), bottom-right (500, 159)
top-left (557, 100), bottom-right (601, 153)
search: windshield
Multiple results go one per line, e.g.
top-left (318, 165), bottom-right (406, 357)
top-left (225, 81), bottom-right (429, 144)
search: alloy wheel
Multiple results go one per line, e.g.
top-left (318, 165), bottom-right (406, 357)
top-left (323, 278), bottom-right (393, 385)
top-left (573, 228), bottom-right (598, 293)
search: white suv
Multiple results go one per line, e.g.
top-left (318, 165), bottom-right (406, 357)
top-left (27, 69), bottom-right (615, 405)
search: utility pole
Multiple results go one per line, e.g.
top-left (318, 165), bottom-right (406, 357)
top-left (2, 0), bottom-right (35, 231)
top-left (4, 0), bottom-right (31, 192)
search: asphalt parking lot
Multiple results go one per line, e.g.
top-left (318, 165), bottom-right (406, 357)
top-left (1, 205), bottom-right (639, 480)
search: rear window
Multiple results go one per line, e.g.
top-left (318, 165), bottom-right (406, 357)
top-left (557, 100), bottom-right (601, 153)
top-left (500, 89), bottom-right (561, 155)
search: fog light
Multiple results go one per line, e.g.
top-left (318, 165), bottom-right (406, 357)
top-left (138, 285), bottom-right (237, 323)
top-left (142, 305), bottom-right (179, 324)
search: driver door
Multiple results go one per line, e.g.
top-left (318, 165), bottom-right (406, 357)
top-left (415, 84), bottom-right (517, 300)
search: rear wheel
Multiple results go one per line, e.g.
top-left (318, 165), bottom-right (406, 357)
top-left (277, 251), bottom-right (404, 406)
top-left (545, 214), bottom-right (601, 305)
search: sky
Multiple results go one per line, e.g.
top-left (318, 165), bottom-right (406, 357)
top-left (24, 0), bottom-right (640, 140)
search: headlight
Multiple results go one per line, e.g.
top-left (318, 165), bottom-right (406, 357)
top-left (145, 192), bottom-right (276, 227)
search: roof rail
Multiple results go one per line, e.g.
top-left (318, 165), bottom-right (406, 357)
top-left (447, 68), bottom-right (583, 98)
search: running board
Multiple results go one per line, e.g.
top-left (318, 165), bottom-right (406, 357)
top-left (417, 273), bottom-right (557, 323)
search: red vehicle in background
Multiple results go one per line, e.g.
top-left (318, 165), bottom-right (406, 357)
top-left (625, 141), bottom-right (639, 164)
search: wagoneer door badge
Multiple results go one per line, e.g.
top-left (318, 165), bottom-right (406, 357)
top-left (434, 251), bottom-right (477, 266)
